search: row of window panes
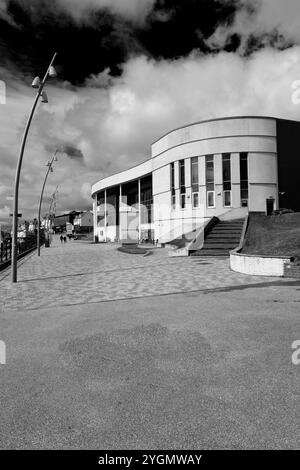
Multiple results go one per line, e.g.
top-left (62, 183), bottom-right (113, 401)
top-left (171, 154), bottom-right (248, 189)
top-left (171, 190), bottom-right (233, 209)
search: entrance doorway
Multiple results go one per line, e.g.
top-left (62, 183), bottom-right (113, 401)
top-left (266, 198), bottom-right (275, 216)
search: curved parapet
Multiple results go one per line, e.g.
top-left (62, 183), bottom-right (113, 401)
top-left (230, 250), bottom-right (291, 277)
top-left (91, 159), bottom-right (152, 197)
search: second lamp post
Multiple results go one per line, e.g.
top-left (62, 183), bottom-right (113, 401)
top-left (37, 150), bottom-right (59, 256)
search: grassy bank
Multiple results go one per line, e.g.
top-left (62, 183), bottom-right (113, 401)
top-left (242, 213), bottom-right (300, 258)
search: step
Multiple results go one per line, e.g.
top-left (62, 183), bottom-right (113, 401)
top-left (205, 232), bottom-right (241, 240)
top-left (218, 220), bottom-right (244, 224)
top-left (215, 225), bottom-right (243, 230)
top-left (218, 221), bottom-right (244, 224)
top-left (213, 225), bottom-right (243, 229)
top-left (203, 243), bottom-right (238, 249)
top-left (204, 239), bottom-right (240, 244)
top-left (218, 221), bottom-right (243, 225)
top-left (191, 250), bottom-right (230, 257)
top-left (209, 230), bottom-right (242, 235)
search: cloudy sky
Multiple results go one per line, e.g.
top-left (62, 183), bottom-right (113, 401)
top-left (1, 0), bottom-right (300, 222)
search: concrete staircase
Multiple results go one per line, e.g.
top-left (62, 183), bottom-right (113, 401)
top-left (190, 219), bottom-right (244, 257)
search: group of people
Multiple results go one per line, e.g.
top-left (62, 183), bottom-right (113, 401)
top-left (59, 235), bottom-right (67, 244)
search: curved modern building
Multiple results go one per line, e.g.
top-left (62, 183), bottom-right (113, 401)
top-left (91, 116), bottom-right (300, 243)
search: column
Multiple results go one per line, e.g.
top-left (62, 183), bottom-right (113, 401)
top-left (104, 189), bottom-right (107, 242)
top-left (138, 178), bottom-right (141, 243)
top-left (93, 196), bottom-right (97, 239)
top-left (119, 184), bottom-right (122, 242)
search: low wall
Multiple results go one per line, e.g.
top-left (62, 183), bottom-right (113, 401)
top-left (230, 251), bottom-right (291, 277)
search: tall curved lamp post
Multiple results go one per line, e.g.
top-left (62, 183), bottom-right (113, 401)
top-left (37, 150), bottom-right (58, 256)
top-left (11, 53), bottom-right (57, 282)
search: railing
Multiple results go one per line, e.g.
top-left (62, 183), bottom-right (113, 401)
top-left (0, 234), bottom-right (44, 268)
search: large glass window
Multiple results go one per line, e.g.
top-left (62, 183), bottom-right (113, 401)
top-left (140, 175), bottom-right (153, 224)
top-left (97, 192), bottom-right (104, 207)
top-left (240, 152), bottom-right (248, 206)
top-left (96, 192), bottom-right (105, 226)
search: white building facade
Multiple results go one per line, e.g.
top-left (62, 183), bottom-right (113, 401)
top-left (91, 116), bottom-right (297, 243)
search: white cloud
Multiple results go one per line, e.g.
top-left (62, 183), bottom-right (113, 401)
top-left (2, 46), bottom-right (300, 221)
top-left (0, 0), bottom-right (156, 24)
top-left (58, 0), bottom-right (156, 22)
top-left (0, 0), bottom-right (16, 26)
top-left (253, 0), bottom-right (300, 41)
top-left (0, 205), bottom-right (10, 221)
top-left (210, 0), bottom-right (300, 49)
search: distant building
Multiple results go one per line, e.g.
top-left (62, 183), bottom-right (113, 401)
top-left (91, 116), bottom-right (300, 243)
top-left (73, 211), bottom-right (93, 232)
top-left (52, 211), bottom-right (80, 232)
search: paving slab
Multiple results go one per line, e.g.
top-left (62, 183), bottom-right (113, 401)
top-left (0, 235), bottom-right (294, 312)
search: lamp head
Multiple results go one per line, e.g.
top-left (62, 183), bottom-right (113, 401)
top-left (32, 77), bottom-right (41, 89)
top-left (48, 65), bottom-right (57, 78)
top-left (41, 91), bottom-right (48, 103)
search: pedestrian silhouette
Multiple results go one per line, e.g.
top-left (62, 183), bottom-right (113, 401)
top-left (63, 236), bottom-right (67, 243)
top-left (60, 235), bottom-right (63, 244)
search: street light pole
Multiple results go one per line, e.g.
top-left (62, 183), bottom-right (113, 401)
top-left (37, 150), bottom-right (58, 256)
top-left (11, 53), bottom-right (57, 282)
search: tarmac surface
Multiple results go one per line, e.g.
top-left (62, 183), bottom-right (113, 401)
top-left (0, 237), bottom-right (299, 449)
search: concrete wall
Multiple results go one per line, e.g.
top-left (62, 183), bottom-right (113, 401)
top-left (248, 152), bottom-right (278, 212)
top-left (230, 251), bottom-right (290, 276)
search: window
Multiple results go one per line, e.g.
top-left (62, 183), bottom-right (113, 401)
top-left (207, 191), bottom-right (215, 208)
top-left (206, 155), bottom-right (214, 207)
top-left (170, 162), bottom-right (176, 209)
top-left (205, 155), bottom-right (214, 191)
top-left (170, 162), bottom-right (175, 190)
top-left (179, 159), bottom-right (185, 194)
top-left (222, 153), bottom-right (231, 191)
top-left (191, 156), bottom-right (199, 193)
top-left (179, 159), bottom-right (186, 209)
top-left (240, 152), bottom-right (248, 204)
top-left (222, 154), bottom-right (231, 207)
top-left (192, 192), bottom-right (199, 208)
top-left (224, 190), bottom-right (231, 207)
top-left (191, 157), bottom-right (199, 208)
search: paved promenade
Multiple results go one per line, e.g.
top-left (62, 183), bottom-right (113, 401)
top-left (0, 236), bottom-right (300, 449)
top-left (0, 236), bottom-right (292, 312)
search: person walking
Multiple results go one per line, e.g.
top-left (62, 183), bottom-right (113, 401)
top-left (63, 236), bottom-right (67, 243)
top-left (60, 234), bottom-right (63, 244)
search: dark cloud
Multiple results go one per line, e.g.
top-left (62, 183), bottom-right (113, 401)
top-left (0, 0), bottom-right (242, 84)
top-left (60, 144), bottom-right (84, 160)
